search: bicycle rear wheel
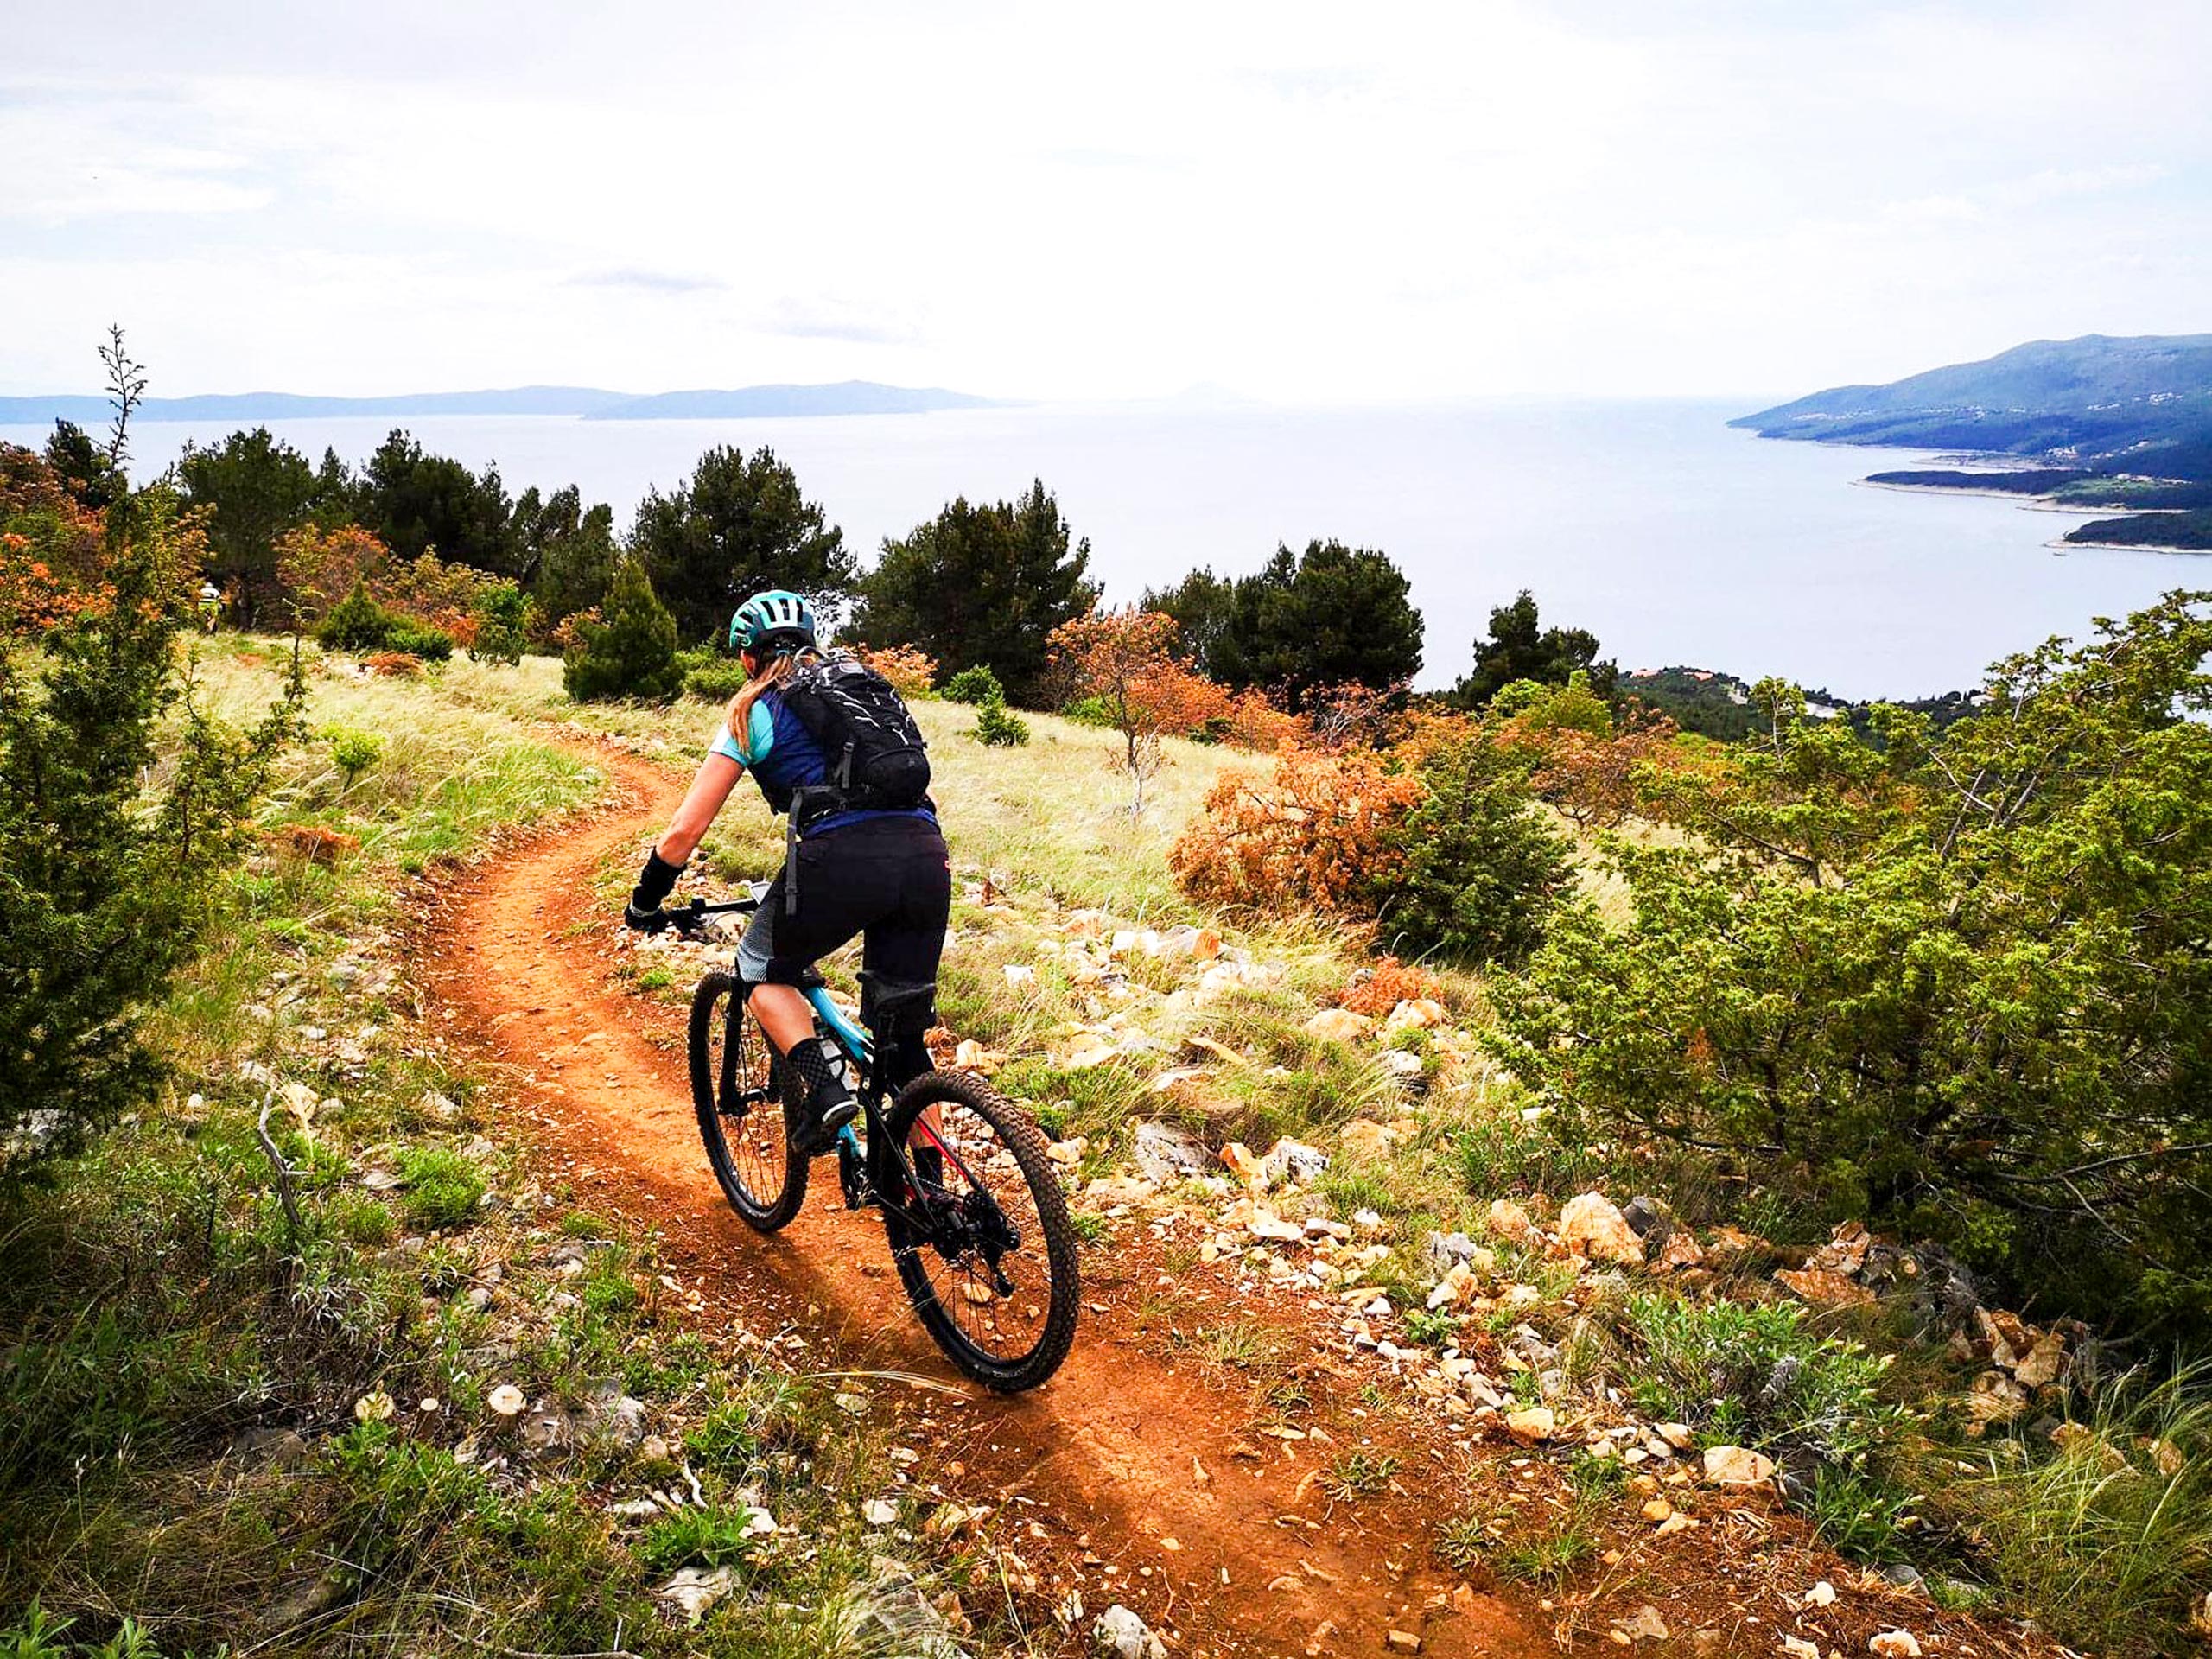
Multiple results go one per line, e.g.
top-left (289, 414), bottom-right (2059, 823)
top-left (689, 970), bottom-right (807, 1230)
top-left (883, 1071), bottom-right (1079, 1392)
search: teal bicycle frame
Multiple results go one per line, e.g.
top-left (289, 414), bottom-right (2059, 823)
top-left (807, 984), bottom-right (872, 1155)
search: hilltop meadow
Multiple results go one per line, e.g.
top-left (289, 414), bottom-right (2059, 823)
top-left (6, 349), bottom-right (2211, 1657)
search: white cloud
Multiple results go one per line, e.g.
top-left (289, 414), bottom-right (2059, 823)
top-left (1, 0), bottom-right (2208, 399)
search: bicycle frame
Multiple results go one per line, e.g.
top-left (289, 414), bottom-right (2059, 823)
top-left (671, 895), bottom-right (981, 1236)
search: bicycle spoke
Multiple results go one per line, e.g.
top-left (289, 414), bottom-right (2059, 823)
top-left (705, 992), bottom-right (790, 1211)
top-left (902, 1103), bottom-right (1058, 1363)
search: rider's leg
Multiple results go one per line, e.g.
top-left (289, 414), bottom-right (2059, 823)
top-left (736, 865), bottom-right (860, 1156)
top-left (747, 982), bottom-right (817, 1052)
top-left (860, 823), bottom-right (954, 1188)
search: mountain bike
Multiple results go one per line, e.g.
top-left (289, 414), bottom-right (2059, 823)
top-left (666, 891), bottom-right (1079, 1392)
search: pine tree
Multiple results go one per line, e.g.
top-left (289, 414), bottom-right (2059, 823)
top-left (563, 556), bottom-right (681, 702)
top-left (1206, 540), bottom-right (1424, 709)
top-left (2, 476), bottom-right (305, 1180)
top-left (848, 481), bottom-right (1099, 704)
top-left (1450, 590), bottom-right (1613, 709)
top-left (629, 446), bottom-right (853, 646)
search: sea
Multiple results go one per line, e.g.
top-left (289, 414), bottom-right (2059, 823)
top-left (10, 397), bottom-right (2197, 700)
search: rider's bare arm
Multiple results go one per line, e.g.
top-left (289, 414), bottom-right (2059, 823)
top-left (658, 753), bottom-right (743, 865)
top-left (625, 753), bottom-right (744, 931)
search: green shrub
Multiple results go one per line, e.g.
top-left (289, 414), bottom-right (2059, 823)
top-left (385, 621), bottom-right (454, 662)
top-left (1621, 1294), bottom-right (1899, 1471)
top-left (1491, 668), bottom-right (1613, 734)
top-left (1492, 595), bottom-right (2212, 1329)
top-left (395, 1146), bottom-right (486, 1230)
top-left (328, 727), bottom-right (385, 788)
top-left (971, 694), bottom-right (1030, 747)
top-left (1058, 693), bottom-right (1113, 727)
top-left (677, 648), bottom-right (750, 702)
top-left (2, 487), bottom-right (305, 1179)
top-left (638, 1505), bottom-right (766, 1573)
top-left (468, 580), bottom-right (531, 665)
top-left (316, 579), bottom-right (395, 652)
top-left (1373, 736), bottom-right (1574, 967)
top-left (562, 556), bottom-right (682, 703)
top-left (944, 664), bottom-right (1003, 705)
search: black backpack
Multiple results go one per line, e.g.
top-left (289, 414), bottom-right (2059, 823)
top-left (779, 657), bottom-right (932, 830)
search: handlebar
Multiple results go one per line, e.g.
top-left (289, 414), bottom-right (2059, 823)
top-left (664, 881), bottom-right (772, 937)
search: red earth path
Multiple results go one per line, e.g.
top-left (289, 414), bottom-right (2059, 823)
top-left (419, 740), bottom-right (1554, 1659)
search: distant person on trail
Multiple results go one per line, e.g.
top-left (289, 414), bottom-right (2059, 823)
top-left (620, 588), bottom-right (950, 1156)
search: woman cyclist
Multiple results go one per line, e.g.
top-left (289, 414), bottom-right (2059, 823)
top-left (621, 589), bottom-right (951, 1154)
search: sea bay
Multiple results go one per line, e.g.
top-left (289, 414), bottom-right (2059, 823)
top-left (10, 397), bottom-right (2195, 700)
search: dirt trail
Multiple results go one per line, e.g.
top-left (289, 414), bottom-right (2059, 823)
top-left (420, 741), bottom-right (1551, 1658)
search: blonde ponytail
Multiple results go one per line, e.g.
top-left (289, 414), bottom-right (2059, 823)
top-left (727, 650), bottom-right (816, 760)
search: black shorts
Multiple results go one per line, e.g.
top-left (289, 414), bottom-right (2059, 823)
top-left (736, 815), bottom-right (951, 989)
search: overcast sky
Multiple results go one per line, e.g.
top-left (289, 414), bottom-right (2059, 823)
top-left (4, 0), bottom-right (2208, 404)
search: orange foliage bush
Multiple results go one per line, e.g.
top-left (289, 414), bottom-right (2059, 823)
top-left (1051, 609), bottom-right (1236, 810)
top-left (1491, 703), bottom-right (1707, 827)
top-left (1305, 680), bottom-right (1412, 751)
top-left (276, 525), bottom-right (494, 645)
top-left (362, 650), bottom-right (424, 677)
top-left (1, 445), bottom-right (115, 639)
top-left (1, 541), bottom-right (112, 639)
top-left (550, 606), bottom-right (601, 653)
top-left (1169, 744), bottom-right (1422, 913)
top-left (271, 823), bottom-right (361, 866)
top-left (276, 523), bottom-right (389, 621)
top-left (378, 552), bottom-right (487, 645)
top-left (1221, 689), bottom-right (1304, 751)
top-left (852, 642), bottom-right (939, 697)
top-left (1339, 954), bottom-right (1446, 1016)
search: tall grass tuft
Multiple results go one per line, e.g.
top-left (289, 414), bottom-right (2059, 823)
top-left (1944, 1365), bottom-right (2212, 1657)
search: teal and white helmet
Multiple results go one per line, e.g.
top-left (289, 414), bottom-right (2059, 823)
top-left (728, 589), bottom-right (817, 655)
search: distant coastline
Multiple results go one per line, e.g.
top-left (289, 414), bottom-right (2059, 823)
top-left (1736, 334), bottom-right (2212, 557)
top-left (0, 379), bottom-right (997, 426)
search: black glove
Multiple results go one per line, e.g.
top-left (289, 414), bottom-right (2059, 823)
top-left (626, 849), bottom-right (684, 931)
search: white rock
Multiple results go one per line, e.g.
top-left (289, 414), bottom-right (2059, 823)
top-left (658, 1565), bottom-right (736, 1624)
top-left (862, 1497), bottom-right (899, 1527)
top-left (1094, 1603), bottom-right (1167, 1659)
top-left (1505, 1406), bottom-right (1556, 1443)
top-left (1382, 997), bottom-right (1446, 1032)
top-left (1302, 1008), bottom-right (1374, 1045)
top-left (1806, 1581), bottom-right (1837, 1608)
top-left (1703, 1446), bottom-right (1777, 1485)
top-left (1559, 1192), bottom-right (1644, 1265)
top-left (1868, 1633), bottom-right (1922, 1659)
top-left (1618, 1605), bottom-right (1669, 1643)
top-left (1263, 1137), bottom-right (1329, 1186)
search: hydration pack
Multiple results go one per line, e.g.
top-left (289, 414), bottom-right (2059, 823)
top-left (779, 657), bottom-right (933, 830)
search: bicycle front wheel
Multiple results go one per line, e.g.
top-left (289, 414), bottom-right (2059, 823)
top-left (688, 970), bottom-right (807, 1231)
top-left (884, 1071), bottom-right (1080, 1391)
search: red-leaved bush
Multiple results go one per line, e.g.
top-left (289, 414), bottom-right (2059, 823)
top-left (1168, 744), bottom-right (1423, 913)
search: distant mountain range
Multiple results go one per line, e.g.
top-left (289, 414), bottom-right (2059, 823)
top-left (1735, 334), bottom-right (2212, 553)
top-left (1732, 334), bottom-right (2212, 480)
top-left (0, 380), bottom-right (996, 426)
